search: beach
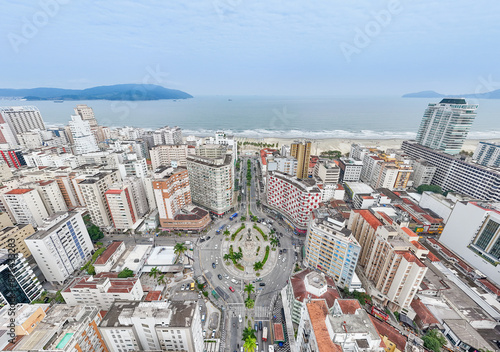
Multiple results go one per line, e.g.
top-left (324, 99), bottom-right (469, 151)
top-left (234, 138), bottom-right (500, 155)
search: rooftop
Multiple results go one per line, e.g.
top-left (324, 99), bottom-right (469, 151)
top-left (336, 299), bottom-right (362, 314)
top-left (411, 298), bottom-right (439, 326)
top-left (94, 241), bottom-right (124, 265)
top-left (369, 316), bottom-right (407, 352)
top-left (290, 269), bottom-right (340, 308)
top-left (307, 300), bottom-right (342, 352)
top-left (443, 319), bottom-right (491, 350)
top-left (5, 188), bottom-right (33, 195)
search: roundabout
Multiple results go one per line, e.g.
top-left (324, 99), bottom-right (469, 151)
top-left (221, 222), bottom-right (279, 281)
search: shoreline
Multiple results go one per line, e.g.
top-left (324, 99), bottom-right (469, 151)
top-left (233, 138), bottom-right (498, 155)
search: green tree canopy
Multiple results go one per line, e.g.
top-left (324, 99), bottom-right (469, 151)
top-left (417, 184), bottom-right (443, 194)
top-left (118, 267), bottom-right (134, 278)
top-left (422, 329), bottom-right (446, 352)
top-left (244, 283), bottom-right (255, 298)
top-left (242, 327), bottom-right (256, 342)
top-left (243, 337), bottom-right (257, 352)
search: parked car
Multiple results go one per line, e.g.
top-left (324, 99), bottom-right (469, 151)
top-left (181, 284), bottom-right (186, 291)
top-left (229, 286), bottom-right (235, 292)
top-left (259, 283), bottom-right (265, 286)
top-left (212, 263), bottom-right (216, 269)
top-left (218, 274), bottom-right (223, 280)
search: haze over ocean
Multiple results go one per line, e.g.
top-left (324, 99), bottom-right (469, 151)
top-left (2, 96), bottom-right (499, 139)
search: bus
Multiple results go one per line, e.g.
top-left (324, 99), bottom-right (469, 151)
top-left (371, 306), bottom-right (389, 322)
top-left (216, 225), bottom-right (225, 234)
top-left (229, 212), bottom-right (238, 220)
top-left (262, 327), bottom-right (268, 341)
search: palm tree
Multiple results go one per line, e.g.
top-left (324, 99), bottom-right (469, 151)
top-left (223, 253), bottom-right (231, 262)
top-left (270, 237), bottom-right (279, 248)
top-left (149, 266), bottom-right (160, 279)
top-left (174, 242), bottom-right (187, 263)
top-left (244, 283), bottom-right (254, 298)
top-left (224, 229), bottom-right (230, 236)
top-left (243, 337), bottom-right (257, 352)
top-left (245, 297), bottom-right (255, 309)
top-left (233, 252), bottom-right (243, 261)
top-left (242, 327), bottom-right (256, 341)
top-left (253, 261), bottom-right (263, 271)
top-left (157, 274), bottom-right (166, 285)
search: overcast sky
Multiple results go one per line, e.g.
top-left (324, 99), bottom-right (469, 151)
top-left (2, 0), bottom-right (499, 96)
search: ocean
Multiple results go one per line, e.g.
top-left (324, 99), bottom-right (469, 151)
top-left (2, 96), bottom-right (499, 139)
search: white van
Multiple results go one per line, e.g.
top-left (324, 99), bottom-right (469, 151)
top-left (238, 314), bottom-right (242, 323)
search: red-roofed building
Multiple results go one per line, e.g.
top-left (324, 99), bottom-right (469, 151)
top-left (94, 241), bottom-right (125, 273)
top-left (62, 273), bottom-right (144, 309)
top-left (410, 298), bottom-right (440, 330)
top-left (369, 315), bottom-right (408, 352)
top-left (145, 291), bottom-right (162, 301)
top-left (285, 269), bottom-right (340, 324)
top-left (477, 278), bottom-right (500, 298)
top-left (3, 188), bottom-right (49, 227)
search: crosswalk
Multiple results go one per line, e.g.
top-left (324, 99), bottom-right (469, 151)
top-left (254, 305), bottom-right (270, 320)
top-left (226, 303), bottom-right (245, 316)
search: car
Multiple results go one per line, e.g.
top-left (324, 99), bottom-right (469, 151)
top-left (278, 255), bottom-right (281, 260)
top-left (229, 286), bottom-right (235, 292)
top-left (282, 257), bottom-right (286, 263)
top-left (216, 258), bottom-right (219, 265)
top-left (239, 314), bottom-right (242, 323)
top-left (279, 250), bottom-right (282, 255)
top-left (259, 282), bottom-right (265, 286)
top-left (283, 248), bottom-right (287, 253)
top-left (199, 238), bottom-right (205, 243)
top-left (224, 274), bottom-right (230, 279)
top-left (207, 236), bottom-right (211, 240)
top-left (212, 263), bottom-right (216, 269)
top-left (181, 284), bottom-right (186, 291)
top-left (218, 274), bottom-right (223, 280)
top-left (215, 244), bottom-right (218, 249)
top-left (203, 330), bottom-right (206, 338)
top-left (211, 330), bottom-right (216, 338)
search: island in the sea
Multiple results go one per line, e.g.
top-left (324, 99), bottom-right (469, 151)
top-left (0, 84), bottom-right (193, 101)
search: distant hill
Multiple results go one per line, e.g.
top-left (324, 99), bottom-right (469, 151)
top-left (403, 89), bottom-right (500, 99)
top-left (0, 84), bottom-right (193, 101)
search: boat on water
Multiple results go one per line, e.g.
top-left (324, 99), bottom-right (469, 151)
top-left (53, 100), bottom-right (64, 103)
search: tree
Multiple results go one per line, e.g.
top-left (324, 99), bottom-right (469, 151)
top-left (233, 252), bottom-right (243, 261)
top-left (149, 267), bottom-right (160, 278)
top-left (224, 229), bottom-right (230, 236)
top-left (245, 297), bottom-right (255, 309)
top-left (87, 264), bottom-right (96, 275)
top-left (244, 283), bottom-right (255, 298)
top-left (270, 237), bottom-right (279, 248)
top-left (118, 267), bottom-right (134, 278)
top-left (243, 337), bottom-right (257, 352)
top-left (253, 261), bottom-right (263, 271)
top-left (157, 274), bottom-right (166, 285)
top-left (87, 224), bottom-right (104, 242)
top-left (422, 329), bottom-right (446, 352)
top-left (223, 253), bottom-right (231, 262)
top-left (241, 216), bottom-right (247, 221)
top-left (417, 184), bottom-right (443, 194)
top-left (174, 242), bottom-right (187, 262)
top-left (242, 327), bottom-right (256, 342)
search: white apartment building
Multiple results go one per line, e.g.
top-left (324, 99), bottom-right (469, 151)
top-left (17, 130), bottom-right (43, 149)
top-left (304, 208), bottom-right (360, 287)
top-left (24, 180), bottom-right (68, 215)
top-left (313, 161), bottom-right (340, 185)
top-left (439, 201), bottom-right (500, 286)
top-left (411, 159), bottom-right (437, 187)
top-left (118, 158), bottom-right (148, 179)
top-left (25, 212), bottom-right (94, 285)
top-left (267, 156), bottom-right (298, 176)
top-left (62, 273), bottom-right (144, 309)
top-left (339, 157), bottom-right (363, 182)
top-left (360, 154), bottom-right (383, 183)
top-left (0, 106), bottom-right (46, 143)
top-left (150, 144), bottom-right (194, 170)
top-left (99, 300), bottom-right (204, 352)
top-left (78, 170), bottom-right (122, 227)
top-left (3, 188), bottom-right (49, 227)
top-left (153, 126), bottom-right (183, 145)
top-left (105, 184), bottom-right (139, 230)
top-left (187, 154), bottom-right (234, 215)
top-left (416, 98), bottom-right (477, 155)
top-left (123, 177), bottom-right (150, 217)
top-left (473, 141), bottom-right (500, 168)
top-left (68, 114), bottom-right (99, 155)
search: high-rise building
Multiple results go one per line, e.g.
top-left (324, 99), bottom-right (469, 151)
top-left (304, 208), bottom-right (360, 287)
top-left (0, 106), bottom-right (46, 143)
top-left (187, 154), bottom-right (234, 215)
top-left (439, 201), bottom-right (500, 286)
top-left (3, 188), bottom-right (49, 227)
top-left (411, 159), bottom-right (437, 187)
top-left (25, 212), bottom-right (94, 285)
top-left (0, 149), bottom-right (26, 169)
top-left (74, 104), bottom-right (105, 142)
top-left (0, 250), bottom-right (43, 305)
top-left (123, 177), bottom-right (149, 218)
top-left (99, 300), bottom-right (204, 352)
top-left (348, 210), bottom-right (428, 310)
top-left (23, 180), bottom-right (68, 215)
top-left (338, 157), bottom-right (363, 182)
top-left (473, 141), bottom-right (500, 168)
top-left (14, 305), bottom-right (109, 352)
top-left (150, 144), bottom-right (194, 170)
top-left (105, 184), bottom-right (138, 230)
top-left (313, 161), bottom-right (340, 185)
top-left (78, 170), bottom-right (121, 227)
top-left (152, 168), bottom-right (210, 231)
top-left (0, 215), bottom-right (36, 259)
top-left (68, 114), bottom-right (99, 155)
top-left (152, 126), bottom-right (183, 145)
top-left (266, 172), bottom-right (321, 232)
top-left (415, 98), bottom-right (477, 155)
top-left (401, 140), bottom-right (500, 201)
top-left (290, 140), bottom-right (311, 179)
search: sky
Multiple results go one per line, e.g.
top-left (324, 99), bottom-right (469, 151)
top-left (1, 0), bottom-right (500, 96)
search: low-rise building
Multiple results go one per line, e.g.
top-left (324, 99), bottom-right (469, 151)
top-left (94, 241), bottom-right (126, 274)
top-left (62, 273), bottom-right (144, 309)
top-left (339, 157), bottom-right (363, 182)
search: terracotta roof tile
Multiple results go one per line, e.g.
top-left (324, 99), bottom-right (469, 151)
top-left (290, 269), bottom-right (340, 308)
top-left (357, 210), bottom-right (383, 230)
top-left (410, 299), bottom-right (439, 325)
top-left (337, 299), bottom-right (361, 314)
top-left (307, 301), bottom-right (343, 352)
top-left (369, 316), bottom-right (407, 352)
top-left (94, 241), bottom-right (123, 265)
top-left (478, 278), bottom-right (500, 296)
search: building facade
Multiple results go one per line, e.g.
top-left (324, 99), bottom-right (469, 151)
top-left (416, 98), bottom-right (477, 155)
top-left (291, 141), bottom-right (312, 179)
top-left (105, 184), bottom-right (138, 230)
top-left (69, 114), bottom-right (100, 155)
top-left (0, 106), bottom-right (46, 143)
top-left (25, 212), bottom-right (94, 285)
top-left (150, 144), bottom-right (194, 170)
top-left (473, 141), bottom-right (500, 167)
top-left (3, 188), bottom-right (49, 227)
